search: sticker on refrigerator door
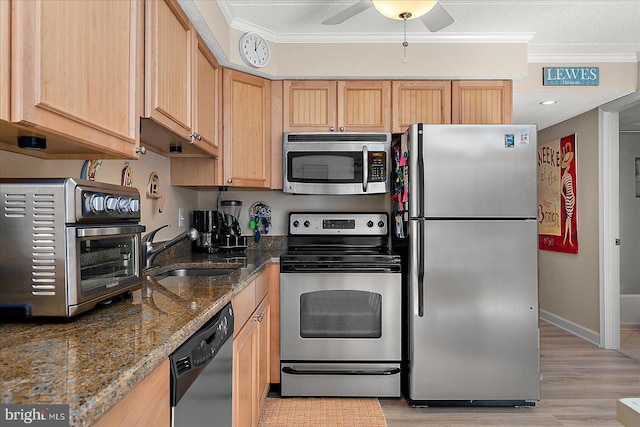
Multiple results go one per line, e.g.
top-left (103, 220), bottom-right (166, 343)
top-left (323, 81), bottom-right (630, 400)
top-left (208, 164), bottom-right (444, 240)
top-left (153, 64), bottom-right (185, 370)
top-left (504, 134), bottom-right (515, 148)
top-left (519, 130), bottom-right (530, 145)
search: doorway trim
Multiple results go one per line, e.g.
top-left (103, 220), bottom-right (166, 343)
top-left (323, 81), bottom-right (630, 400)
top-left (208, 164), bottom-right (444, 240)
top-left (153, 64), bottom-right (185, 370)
top-left (599, 91), bottom-right (640, 350)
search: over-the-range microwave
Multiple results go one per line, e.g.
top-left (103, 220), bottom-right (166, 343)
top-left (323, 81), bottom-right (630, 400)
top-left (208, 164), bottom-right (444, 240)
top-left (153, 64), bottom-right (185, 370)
top-left (282, 132), bottom-right (391, 195)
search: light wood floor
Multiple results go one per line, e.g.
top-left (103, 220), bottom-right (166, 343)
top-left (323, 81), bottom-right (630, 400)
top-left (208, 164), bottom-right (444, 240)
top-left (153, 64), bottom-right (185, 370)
top-left (620, 325), bottom-right (640, 362)
top-left (380, 321), bottom-right (640, 426)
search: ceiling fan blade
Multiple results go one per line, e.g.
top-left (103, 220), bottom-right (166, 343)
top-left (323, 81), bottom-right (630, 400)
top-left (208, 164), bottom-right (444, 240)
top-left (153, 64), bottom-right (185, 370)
top-left (322, 0), bottom-right (372, 25)
top-left (420, 2), bottom-right (454, 32)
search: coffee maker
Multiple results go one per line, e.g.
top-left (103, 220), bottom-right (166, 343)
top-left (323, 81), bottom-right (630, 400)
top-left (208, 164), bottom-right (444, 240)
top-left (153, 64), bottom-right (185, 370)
top-left (192, 210), bottom-right (222, 253)
top-left (218, 200), bottom-right (248, 251)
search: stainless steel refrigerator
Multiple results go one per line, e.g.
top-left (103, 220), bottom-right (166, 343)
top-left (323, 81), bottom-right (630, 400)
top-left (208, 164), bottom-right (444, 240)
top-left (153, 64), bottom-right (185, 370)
top-left (392, 124), bottom-right (540, 406)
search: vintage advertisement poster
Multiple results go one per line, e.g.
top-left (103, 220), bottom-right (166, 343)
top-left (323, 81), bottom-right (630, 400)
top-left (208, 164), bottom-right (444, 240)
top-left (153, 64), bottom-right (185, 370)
top-left (537, 134), bottom-right (578, 254)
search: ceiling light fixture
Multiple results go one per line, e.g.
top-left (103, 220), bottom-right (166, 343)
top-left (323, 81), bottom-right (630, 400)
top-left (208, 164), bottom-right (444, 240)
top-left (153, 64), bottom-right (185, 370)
top-left (372, 0), bottom-right (438, 20)
top-left (540, 100), bottom-right (558, 105)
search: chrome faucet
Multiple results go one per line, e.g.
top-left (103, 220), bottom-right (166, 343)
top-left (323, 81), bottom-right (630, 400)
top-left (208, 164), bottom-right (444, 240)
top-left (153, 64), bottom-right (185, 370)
top-left (143, 225), bottom-right (199, 270)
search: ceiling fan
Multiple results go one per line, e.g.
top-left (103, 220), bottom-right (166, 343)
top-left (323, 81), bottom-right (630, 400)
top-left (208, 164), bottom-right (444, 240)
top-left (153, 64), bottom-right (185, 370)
top-left (322, 0), bottom-right (454, 32)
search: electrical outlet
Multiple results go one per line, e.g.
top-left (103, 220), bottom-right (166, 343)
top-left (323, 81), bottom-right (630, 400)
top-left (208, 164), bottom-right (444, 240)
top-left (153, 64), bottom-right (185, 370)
top-left (178, 208), bottom-right (185, 227)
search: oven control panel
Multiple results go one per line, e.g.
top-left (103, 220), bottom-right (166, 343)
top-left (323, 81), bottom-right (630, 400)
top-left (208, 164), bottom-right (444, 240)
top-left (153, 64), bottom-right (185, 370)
top-left (289, 212), bottom-right (388, 235)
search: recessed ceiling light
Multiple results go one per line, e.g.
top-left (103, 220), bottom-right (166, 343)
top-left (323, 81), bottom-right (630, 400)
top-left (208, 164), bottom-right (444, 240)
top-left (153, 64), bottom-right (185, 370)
top-left (540, 100), bottom-right (558, 105)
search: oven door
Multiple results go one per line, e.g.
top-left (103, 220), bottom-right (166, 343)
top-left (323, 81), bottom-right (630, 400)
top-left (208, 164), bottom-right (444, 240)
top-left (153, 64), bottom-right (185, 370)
top-left (282, 141), bottom-right (389, 195)
top-left (67, 224), bottom-right (145, 306)
top-left (280, 272), bottom-right (401, 362)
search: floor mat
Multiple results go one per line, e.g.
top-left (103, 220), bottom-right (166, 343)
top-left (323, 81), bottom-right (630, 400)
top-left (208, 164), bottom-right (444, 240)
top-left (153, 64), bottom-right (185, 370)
top-left (258, 397), bottom-right (387, 427)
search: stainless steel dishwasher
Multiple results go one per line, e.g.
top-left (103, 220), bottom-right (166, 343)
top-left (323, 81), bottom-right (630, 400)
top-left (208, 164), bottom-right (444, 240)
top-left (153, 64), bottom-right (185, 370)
top-left (170, 303), bottom-right (234, 427)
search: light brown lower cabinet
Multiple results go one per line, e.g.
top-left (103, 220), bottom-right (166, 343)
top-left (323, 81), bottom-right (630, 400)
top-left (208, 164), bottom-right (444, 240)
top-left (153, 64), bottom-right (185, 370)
top-left (232, 292), bottom-right (270, 427)
top-left (92, 359), bottom-right (170, 427)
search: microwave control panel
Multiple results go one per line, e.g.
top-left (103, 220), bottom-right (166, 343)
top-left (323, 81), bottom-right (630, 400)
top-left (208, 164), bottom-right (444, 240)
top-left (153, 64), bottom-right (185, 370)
top-left (368, 152), bottom-right (387, 182)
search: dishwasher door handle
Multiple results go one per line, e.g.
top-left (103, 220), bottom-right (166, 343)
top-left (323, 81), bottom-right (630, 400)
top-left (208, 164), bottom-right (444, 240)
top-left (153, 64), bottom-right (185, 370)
top-left (282, 367), bottom-right (401, 376)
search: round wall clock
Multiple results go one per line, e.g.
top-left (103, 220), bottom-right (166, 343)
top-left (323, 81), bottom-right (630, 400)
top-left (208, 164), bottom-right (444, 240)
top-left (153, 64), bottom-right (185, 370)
top-left (239, 32), bottom-right (270, 68)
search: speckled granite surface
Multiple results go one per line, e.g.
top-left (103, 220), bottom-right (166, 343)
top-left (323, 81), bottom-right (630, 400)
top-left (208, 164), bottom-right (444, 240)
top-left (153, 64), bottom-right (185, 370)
top-left (0, 241), bottom-right (285, 427)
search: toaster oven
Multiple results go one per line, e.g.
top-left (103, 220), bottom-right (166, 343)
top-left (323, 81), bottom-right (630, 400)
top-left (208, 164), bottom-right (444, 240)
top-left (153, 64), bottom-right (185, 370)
top-left (0, 178), bottom-right (145, 317)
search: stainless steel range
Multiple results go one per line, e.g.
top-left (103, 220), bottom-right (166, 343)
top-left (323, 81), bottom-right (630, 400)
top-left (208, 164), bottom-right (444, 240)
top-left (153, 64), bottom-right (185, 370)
top-left (280, 212), bottom-right (402, 397)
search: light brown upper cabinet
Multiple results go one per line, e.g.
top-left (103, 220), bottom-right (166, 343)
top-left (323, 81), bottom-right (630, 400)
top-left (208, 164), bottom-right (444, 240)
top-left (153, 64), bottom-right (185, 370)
top-left (391, 81), bottom-right (452, 133)
top-left (143, 0), bottom-right (220, 157)
top-left (452, 80), bottom-right (513, 124)
top-left (223, 69), bottom-right (271, 188)
top-left (0, 0), bottom-right (9, 122)
top-left (3, 0), bottom-right (143, 159)
top-left (284, 80), bottom-right (391, 132)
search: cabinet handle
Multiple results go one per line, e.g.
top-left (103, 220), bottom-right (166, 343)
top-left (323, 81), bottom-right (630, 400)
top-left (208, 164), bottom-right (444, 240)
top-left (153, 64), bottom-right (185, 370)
top-left (189, 133), bottom-right (202, 143)
top-left (255, 313), bottom-right (264, 322)
top-left (339, 127), bottom-right (345, 132)
top-left (227, 179), bottom-right (233, 184)
top-left (135, 146), bottom-right (146, 155)
top-left (329, 126), bottom-right (335, 132)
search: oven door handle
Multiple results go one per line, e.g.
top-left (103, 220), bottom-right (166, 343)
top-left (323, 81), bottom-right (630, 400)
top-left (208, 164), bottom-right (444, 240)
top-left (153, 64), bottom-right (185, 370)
top-left (362, 145), bottom-right (368, 193)
top-left (282, 367), bottom-right (400, 376)
top-left (76, 225), bottom-right (146, 237)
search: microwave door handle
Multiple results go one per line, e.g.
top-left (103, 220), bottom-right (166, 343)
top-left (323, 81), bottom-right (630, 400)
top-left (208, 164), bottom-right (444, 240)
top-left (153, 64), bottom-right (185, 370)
top-left (362, 145), bottom-right (368, 192)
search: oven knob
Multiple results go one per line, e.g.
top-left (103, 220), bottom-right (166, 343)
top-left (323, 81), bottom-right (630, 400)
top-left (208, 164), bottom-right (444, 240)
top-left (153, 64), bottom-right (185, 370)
top-left (129, 199), bottom-right (140, 214)
top-left (367, 220), bottom-right (374, 228)
top-left (378, 220), bottom-right (385, 228)
top-left (292, 220), bottom-right (299, 228)
top-left (303, 220), bottom-right (310, 228)
top-left (104, 196), bottom-right (118, 213)
top-left (117, 197), bottom-right (131, 214)
top-left (88, 194), bottom-right (104, 213)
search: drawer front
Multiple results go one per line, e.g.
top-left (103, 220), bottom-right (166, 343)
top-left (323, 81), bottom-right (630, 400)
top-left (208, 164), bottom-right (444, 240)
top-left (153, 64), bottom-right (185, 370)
top-left (232, 280), bottom-right (255, 333)
top-left (255, 269), bottom-right (269, 305)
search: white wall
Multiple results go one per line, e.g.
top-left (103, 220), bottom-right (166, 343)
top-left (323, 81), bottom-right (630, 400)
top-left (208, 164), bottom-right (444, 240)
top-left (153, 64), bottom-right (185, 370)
top-left (197, 189), bottom-right (389, 236)
top-left (619, 134), bottom-right (640, 294)
top-left (0, 150), bottom-right (199, 242)
top-left (538, 109), bottom-right (601, 333)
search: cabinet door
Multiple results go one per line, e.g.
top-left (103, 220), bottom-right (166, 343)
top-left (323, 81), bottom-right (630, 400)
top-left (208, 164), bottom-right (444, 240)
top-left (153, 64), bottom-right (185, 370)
top-left (283, 80), bottom-right (337, 132)
top-left (267, 264), bottom-right (281, 384)
top-left (391, 81), bottom-right (452, 132)
top-left (93, 360), bottom-right (170, 427)
top-left (451, 80), bottom-right (513, 124)
top-left (338, 81), bottom-right (391, 132)
top-left (193, 34), bottom-right (220, 156)
top-left (0, 0), bottom-right (9, 121)
top-left (145, 0), bottom-right (192, 139)
top-left (10, 0), bottom-right (141, 158)
top-left (255, 298), bottom-right (271, 422)
top-left (223, 69), bottom-right (271, 188)
top-left (233, 319), bottom-right (255, 427)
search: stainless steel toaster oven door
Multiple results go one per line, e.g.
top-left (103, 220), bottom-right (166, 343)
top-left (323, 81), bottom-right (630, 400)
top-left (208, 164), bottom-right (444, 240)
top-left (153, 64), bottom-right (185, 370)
top-left (67, 225), bottom-right (144, 304)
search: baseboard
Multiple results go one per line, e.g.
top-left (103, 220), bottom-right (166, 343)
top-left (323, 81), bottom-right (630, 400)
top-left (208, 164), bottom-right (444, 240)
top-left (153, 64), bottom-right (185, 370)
top-left (539, 309), bottom-right (600, 346)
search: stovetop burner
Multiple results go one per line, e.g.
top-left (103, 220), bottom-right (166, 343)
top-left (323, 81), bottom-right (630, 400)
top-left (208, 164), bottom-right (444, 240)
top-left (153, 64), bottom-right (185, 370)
top-left (282, 212), bottom-right (401, 273)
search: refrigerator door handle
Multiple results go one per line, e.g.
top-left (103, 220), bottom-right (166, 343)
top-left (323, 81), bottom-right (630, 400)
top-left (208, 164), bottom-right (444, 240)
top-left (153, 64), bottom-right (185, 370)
top-left (410, 220), bottom-right (425, 318)
top-left (416, 126), bottom-right (425, 217)
top-left (362, 145), bottom-right (368, 192)
top-left (417, 220), bottom-right (424, 317)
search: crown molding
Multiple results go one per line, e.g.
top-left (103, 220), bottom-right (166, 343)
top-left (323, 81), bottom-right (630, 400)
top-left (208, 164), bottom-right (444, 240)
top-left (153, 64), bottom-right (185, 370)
top-left (228, 17), bottom-right (534, 45)
top-left (529, 53), bottom-right (640, 63)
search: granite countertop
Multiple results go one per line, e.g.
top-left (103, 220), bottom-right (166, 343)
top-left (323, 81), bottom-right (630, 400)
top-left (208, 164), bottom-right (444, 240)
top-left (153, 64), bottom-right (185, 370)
top-left (0, 241), bottom-right (285, 427)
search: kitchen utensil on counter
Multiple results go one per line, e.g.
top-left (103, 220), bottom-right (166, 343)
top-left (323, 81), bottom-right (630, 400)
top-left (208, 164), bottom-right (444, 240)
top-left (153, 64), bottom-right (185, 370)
top-left (192, 210), bottom-right (222, 253)
top-left (218, 200), bottom-right (247, 252)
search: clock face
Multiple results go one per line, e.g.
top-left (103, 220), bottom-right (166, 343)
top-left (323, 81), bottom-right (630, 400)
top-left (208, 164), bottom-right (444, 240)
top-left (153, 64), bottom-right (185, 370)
top-left (239, 33), bottom-right (270, 68)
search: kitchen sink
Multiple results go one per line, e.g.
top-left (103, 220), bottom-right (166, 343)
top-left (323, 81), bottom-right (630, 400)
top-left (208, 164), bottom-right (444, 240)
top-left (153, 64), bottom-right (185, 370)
top-left (157, 268), bottom-right (238, 277)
